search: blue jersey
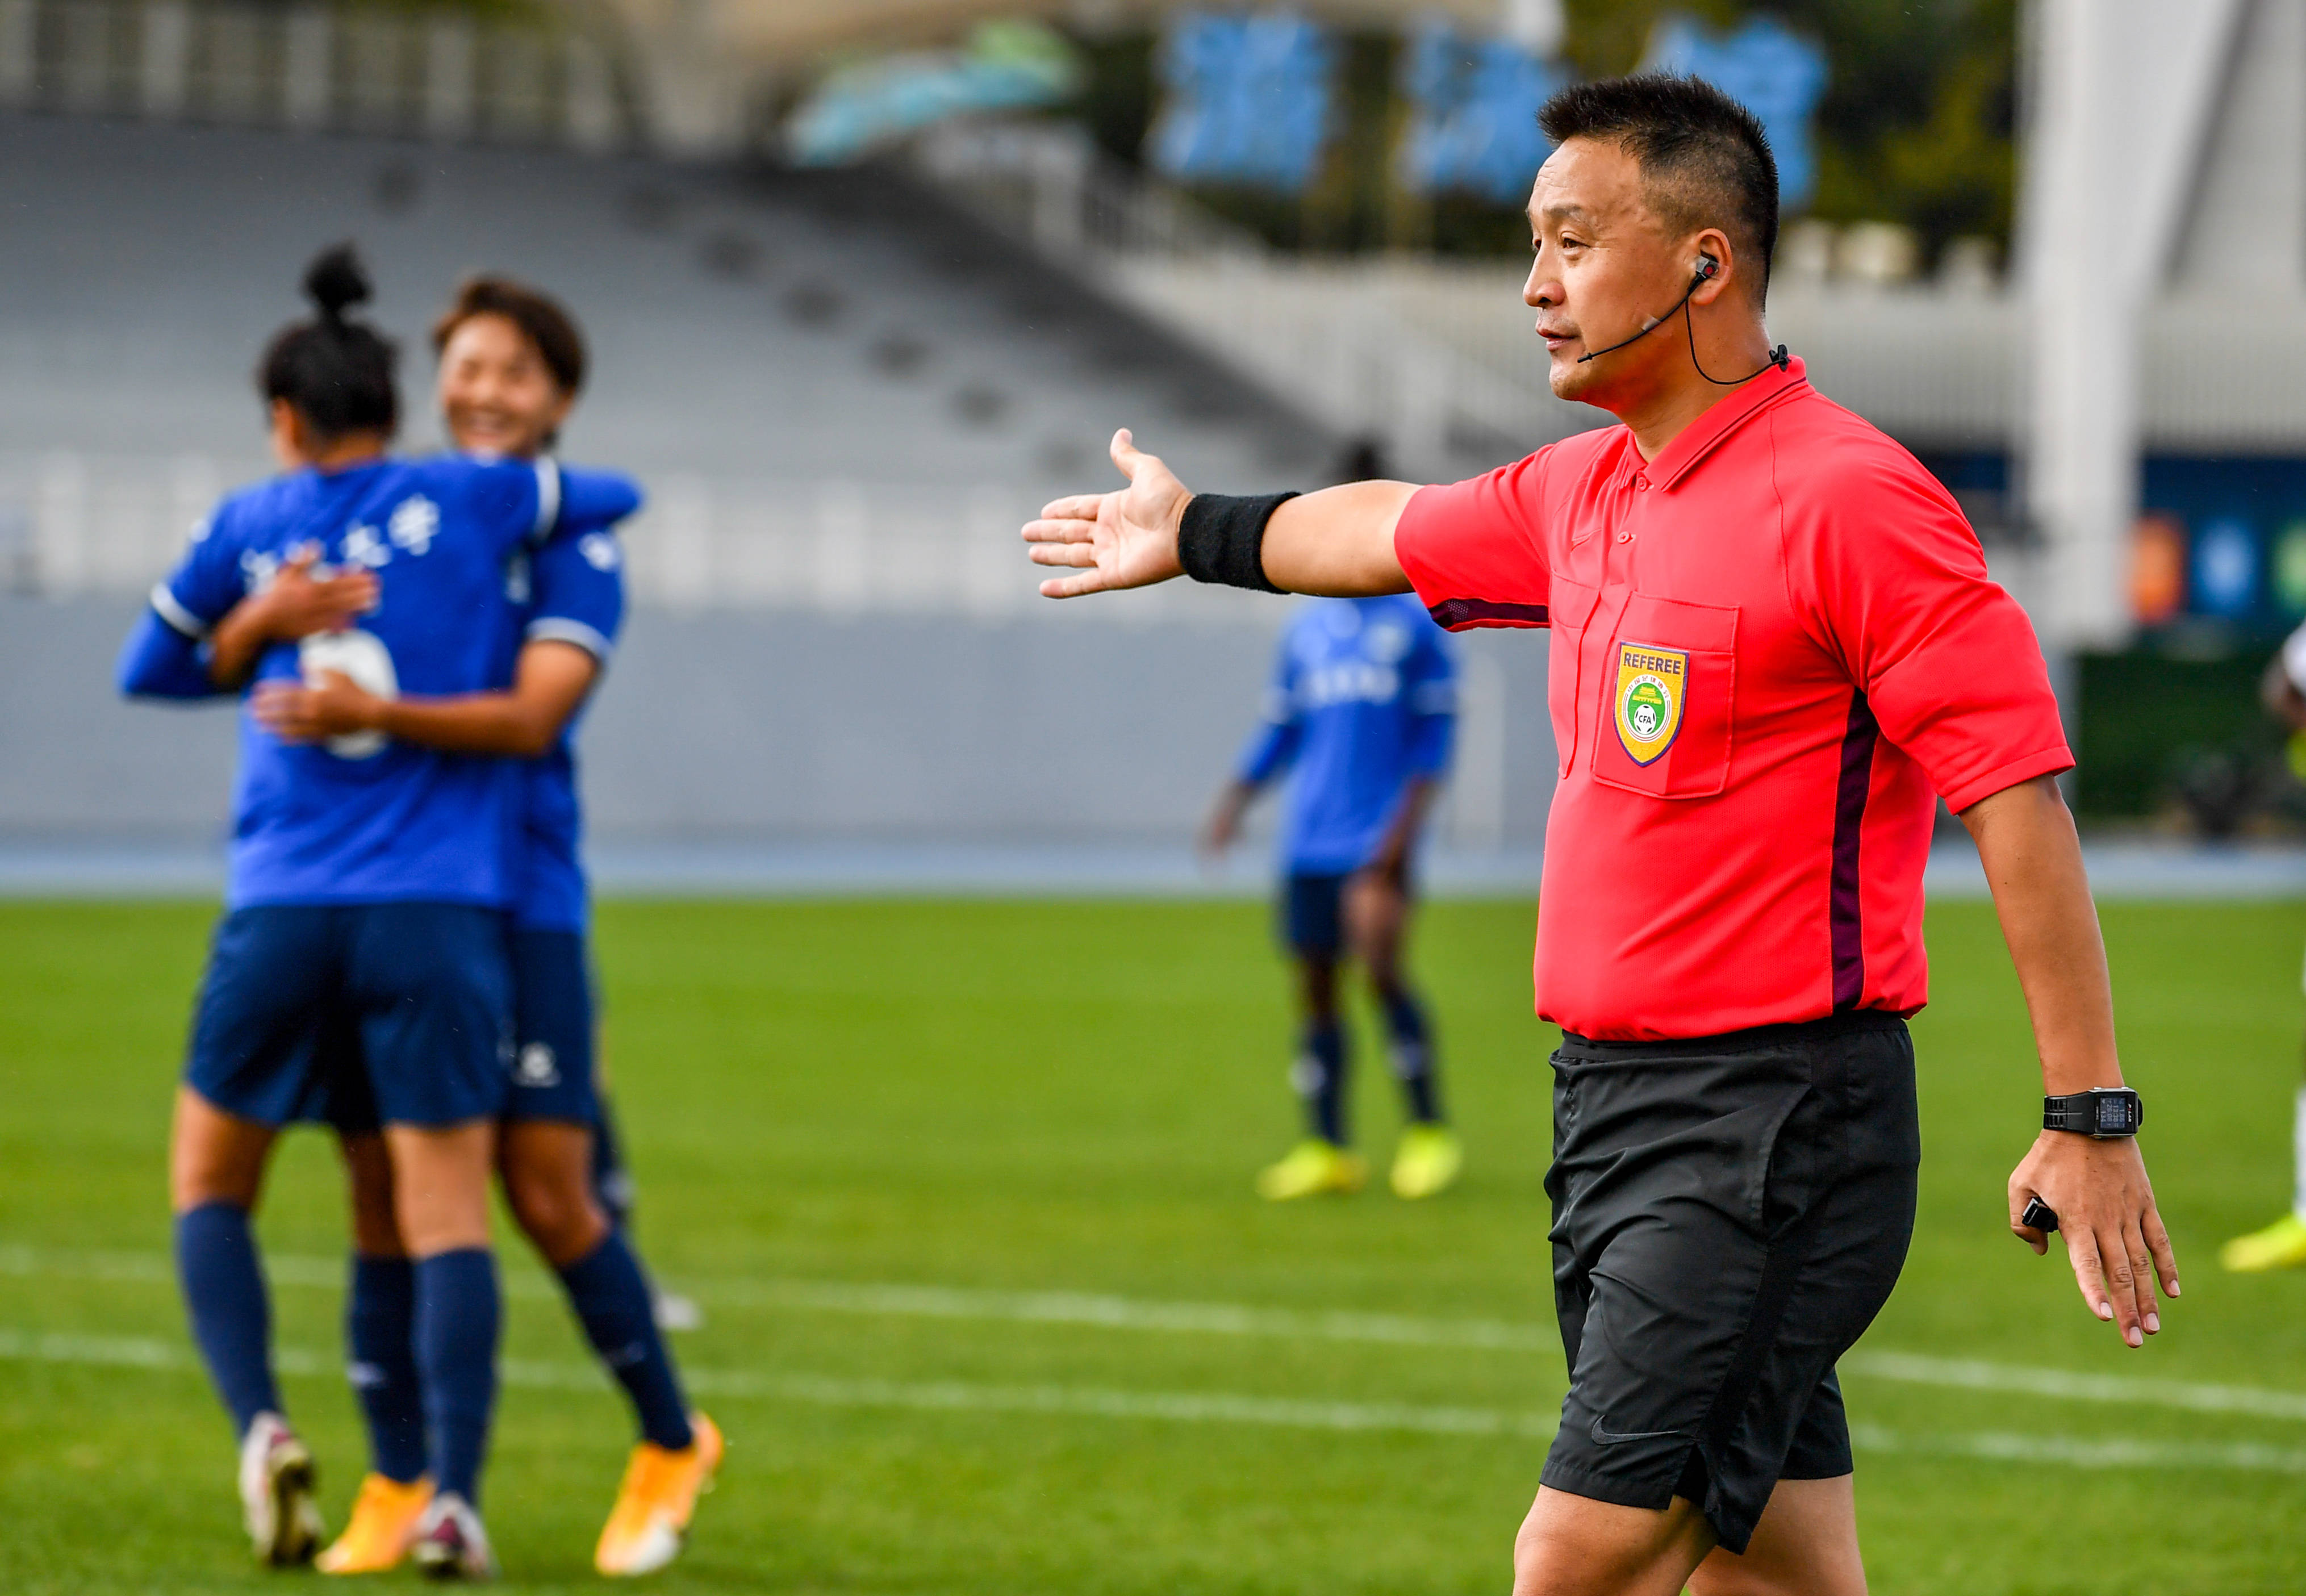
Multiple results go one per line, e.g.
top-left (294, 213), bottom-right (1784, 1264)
top-left (507, 465), bottom-right (633, 933)
top-left (146, 454), bottom-right (577, 909)
top-left (1236, 594), bottom-right (1457, 874)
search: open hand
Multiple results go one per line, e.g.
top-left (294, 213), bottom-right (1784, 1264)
top-left (1023, 429), bottom-right (1193, 598)
top-left (2010, 1131), bottom-right (2179, 1347)
top-left (257, 545), bottom-right (378, 638)
top-left (251, 670), bottom-right (380, 743)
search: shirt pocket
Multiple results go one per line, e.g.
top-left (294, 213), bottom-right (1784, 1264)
top-left (1545, 576), bottom-right (1601, 773)
top-left (1589, 592), bottom-right (1739, 799)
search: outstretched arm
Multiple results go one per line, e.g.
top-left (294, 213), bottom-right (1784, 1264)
top-left (252, 639), bottom-right (600, 758)
top-left (1024, 430), bottom-right (1418, 599)
top-left (1964, 775), bottom-right (2179, 1347)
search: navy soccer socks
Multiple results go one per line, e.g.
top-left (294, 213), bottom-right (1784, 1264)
top-left (591, 1096), bottom-right (637, 1227)
top-left (1382, 991), bottom-right (1444, 1125)
top-left (558, 1232), bottom-right (695, 1451)
top-left (413, 1249), bottom-right (500, 1503)
top-left (1295, 1021), bottom-right (1349, 1144)
top-left (346, 1254), bottom-right (427, 1484)
top-left (174, 1201), bottom-right (281, 1437)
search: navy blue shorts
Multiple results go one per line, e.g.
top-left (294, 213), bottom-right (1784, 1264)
top-left (185, 904), bottom-right (512, 1131)
top-left (502, 927), bottom-right (600, 1126)
top-left (1280, 872), bottom-right (1349, 957)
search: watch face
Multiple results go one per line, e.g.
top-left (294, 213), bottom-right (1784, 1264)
top-left (2096, 1096), bottom-right (2134, 1133)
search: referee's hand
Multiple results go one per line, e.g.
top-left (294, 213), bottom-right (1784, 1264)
top-left (1023, 429), bottom-right (1190, 599)
top-left (2010, 1131), bottom-right (2179, 1348)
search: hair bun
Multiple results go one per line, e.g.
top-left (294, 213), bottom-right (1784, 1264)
top-left (303, 244), bottom-right (373, 324)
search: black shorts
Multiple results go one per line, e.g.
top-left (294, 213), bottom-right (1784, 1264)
top-left (1541, 1012), bottom-right (1919, 1555)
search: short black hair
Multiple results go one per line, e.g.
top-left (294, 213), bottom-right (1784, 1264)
top-left (258, 244), bottom-right (400, 440)
top-left (433, 274), bottom-right (587, 396)
top-left (1539, 74), bottom-right (1780, 301)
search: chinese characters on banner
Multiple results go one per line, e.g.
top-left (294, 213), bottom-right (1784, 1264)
top-left (1147, 9), bottom-right (1827, 214)
top-left (1147, 12), bottom-right (1338, 192)
top-left (1396, 21), bottom-right (1565, 206)
top-left (1640, 15), bottom-right (1830, 210)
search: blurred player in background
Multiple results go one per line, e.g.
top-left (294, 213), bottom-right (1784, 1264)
top-left (1201, 591), bottom-right (1463, 1201)
top-left (116, 246), bottom-right (604, 1576)
top-left (249, 275), bottom-right (721, 1577)
top-left (2219, 630), bottom-right (2306, 1271)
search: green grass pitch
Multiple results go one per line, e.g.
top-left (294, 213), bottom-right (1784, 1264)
top-left (7, 895), bottom-right (2306, 1593)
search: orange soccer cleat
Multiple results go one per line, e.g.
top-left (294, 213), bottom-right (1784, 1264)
top-left (593, 1414), bottom-right (724, 1577)
top-left (315, 1472), bottom-right (433, 1574)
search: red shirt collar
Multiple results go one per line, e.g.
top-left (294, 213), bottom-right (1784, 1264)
top-left (1639, 355), bottom-right (1810, 491)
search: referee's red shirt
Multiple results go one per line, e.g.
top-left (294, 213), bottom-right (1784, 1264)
top-left (1394, 359), bottom-right (2071, 1041)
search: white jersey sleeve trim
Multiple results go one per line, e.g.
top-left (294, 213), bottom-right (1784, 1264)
top-left (526, 616), bottom-right (613, 661)
top-left (2283, 622), bottom-right (2306, 696)
top-left (150, 583), bottom-right (210, 640)
top-left (529, 457), bottom-right (563, 545)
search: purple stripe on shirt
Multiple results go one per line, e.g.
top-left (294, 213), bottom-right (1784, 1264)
top-left (1428, 598), bottom-right (1549, 631)
top-left (1830, 691), bottom-right (1879, 1011)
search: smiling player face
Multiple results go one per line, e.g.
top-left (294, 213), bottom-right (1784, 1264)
top-left (438, 312), bottom-right (573, 461)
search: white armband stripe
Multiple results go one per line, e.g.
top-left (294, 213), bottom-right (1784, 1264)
top-left (151, 583), bottom-right (210, 640)
top-left (526, 616), bottom-right (613, 661)
top-left (530, 457), bottom-right (562, 545)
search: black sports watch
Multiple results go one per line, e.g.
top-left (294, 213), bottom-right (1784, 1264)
top-left (2042, 1087), bottom-right (2143, 1139)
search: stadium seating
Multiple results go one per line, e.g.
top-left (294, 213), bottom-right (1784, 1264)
top-left (0, 110), bottom-right (1333, 613)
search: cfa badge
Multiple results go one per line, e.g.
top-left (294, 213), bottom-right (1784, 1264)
top-left (1614, 642), bottom-right (1687, 766)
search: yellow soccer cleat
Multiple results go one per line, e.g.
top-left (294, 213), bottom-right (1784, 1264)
top-left (1255, 1139), bottom-right (1368, 1201)
top-left (594, 1413), bottom-right (724, 1577)
top-left (2220, 1213), bottom-right (2306, 1272)
top-left (1390, 1124), bottom-right (1464, 1200)
top-left (315, 1472), bottom-right (432, 1574)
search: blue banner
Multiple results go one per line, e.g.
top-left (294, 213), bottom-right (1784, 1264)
top-left (1396, 22), bottom-right (1565, 207)
top-left (787, 21), bottom-right (1080, 167)
top-left (1640, 14), bottom-right (1829, 211)
top-left (1148, 12), bottom-right (1338, 193)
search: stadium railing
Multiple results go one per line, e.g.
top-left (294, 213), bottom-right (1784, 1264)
top-left (0, 0), bottom-right (633, 150)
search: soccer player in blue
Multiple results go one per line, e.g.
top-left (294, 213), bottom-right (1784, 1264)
top-left (1201, 594), bottom-right (1465, 1201)
top-left (116, 246), bottom-right (634, 1577)
top-left (249, 275), bottom-right (719, 1578)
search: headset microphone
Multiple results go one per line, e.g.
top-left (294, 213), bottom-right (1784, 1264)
top-left (1571, 253), bottom-right (1790, 385)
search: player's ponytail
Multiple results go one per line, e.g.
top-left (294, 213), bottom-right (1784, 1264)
top-left (302, 243), bottom-right (373, 327)
top-left (257, 242), bottom-right (400, 443)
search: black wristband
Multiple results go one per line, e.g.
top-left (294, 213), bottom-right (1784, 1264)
top-left (1177, 492), bottom-right (1297, 593)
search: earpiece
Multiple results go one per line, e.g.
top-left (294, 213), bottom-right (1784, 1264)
top-left (1576, 247), bottom-right (1788, 383)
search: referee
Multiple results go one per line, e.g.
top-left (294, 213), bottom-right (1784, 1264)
top-left (1024, 76), bottom-right (2177, 1596)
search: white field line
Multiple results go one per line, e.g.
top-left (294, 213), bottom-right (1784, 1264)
top-left (1840, 1350), bottom-right (2306, 1423)
top-left (0, 1328), bottom-right (1551, 1439)
top-left (0, 1244), bottom-right (1557, 1351)
top-left (9, 1244), bottom-right (2299, 1427)
top-left (9, 1328), bottom-right (2306, 1475)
